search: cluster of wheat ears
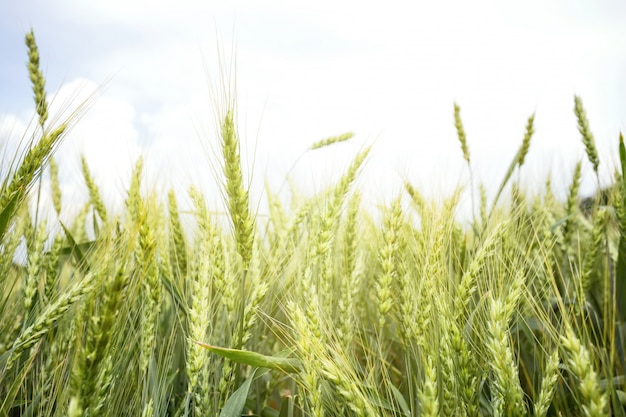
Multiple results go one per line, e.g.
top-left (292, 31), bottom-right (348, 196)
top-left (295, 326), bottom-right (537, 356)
top-left (1, 29), bottom-right (626, 417)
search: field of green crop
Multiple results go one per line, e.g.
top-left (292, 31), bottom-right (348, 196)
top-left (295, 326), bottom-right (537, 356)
top-left (2, 29), bottom-right (626, 417)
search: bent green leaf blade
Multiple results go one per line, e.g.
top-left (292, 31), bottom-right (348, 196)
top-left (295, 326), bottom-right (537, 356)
top-left (194, 342), bottom-right (302, 373)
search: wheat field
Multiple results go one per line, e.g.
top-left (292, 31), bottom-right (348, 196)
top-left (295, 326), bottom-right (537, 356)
top-left (1, 29), bottom-right (626, 417)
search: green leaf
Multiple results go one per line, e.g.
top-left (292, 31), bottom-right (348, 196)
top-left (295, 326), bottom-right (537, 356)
top-left (195, 342), bottom-right (302, 373)
top-left (219, 368), bottom-right (258, 417)
top-left (278, 395), bottom-right (293, 417)
top-left (389, 383), bottom-right (411, 416)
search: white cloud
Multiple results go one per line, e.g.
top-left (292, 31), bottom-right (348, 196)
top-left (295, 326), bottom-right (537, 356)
top-left (1, 0), bottom-right (624, 223)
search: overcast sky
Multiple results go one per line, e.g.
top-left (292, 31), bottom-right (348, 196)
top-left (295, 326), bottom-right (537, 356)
top-left (1, 0), bottom-right (625, 222)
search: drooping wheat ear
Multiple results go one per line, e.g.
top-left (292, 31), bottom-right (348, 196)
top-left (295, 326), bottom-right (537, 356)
top-left (318, 147), bottom-right (371, 264)
top-left (167, 190), bottom-right (187, 276)
top-left (6, 272), bottom-right (95, 371)
top-left (315, 147), bottom-right (370, 316)
top-left (517, 114), bottom-right (535, 167)
top-left (81, 155), bottom-right (107, 223)
top-left (0, 123), bottom-right (66, 238)
top-left (486, 271), bottom-right (527, 417)
top-left (376, 196), bottom-right (402, 329)
top-left (534, 349), bottom-right (560, 417)
top-left (404, 180), bottom-right (426, 215)
top-left (221, 109), bottom-right (254, 270)
top-left (49, 157), bottom-right (62, 215)
top-left (310, 132), bottom-right (354, 150)
top-left (561, 326), bottom-right (607, 417)
top-left (418, 356), bottom-right (440, 417)
top-left (454, 222), bottom-right (504, 322)
top-left (26, 29), bottom-right (48, 129)
top-left (581, 209), bottom-right (607, 293)
top-left (574, 96), bottom-right (600, 175)
top-left (454, 103), bottom-right (470, 164)
top-left (319, 351), bottom-right (377, 417)
top-left (562, 161), bottom-right (582, 253)
top-left (330, 147), bottom-right (371, 217)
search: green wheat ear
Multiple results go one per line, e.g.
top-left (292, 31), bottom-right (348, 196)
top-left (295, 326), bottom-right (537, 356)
top-left (574, 95), bottom-right (600, 175)
top-left (221, 109), bottom-right (254, 270)
top-left (454, 103), bottom-right (470, 164)
top-left (310, 132), bottom-right (354, 150)
top-left (26, 29), bottom-right (48, 129)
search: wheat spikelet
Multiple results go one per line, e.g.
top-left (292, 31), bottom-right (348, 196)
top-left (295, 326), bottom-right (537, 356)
top-left (479, 184), bottom-right (488, 224)
top-left (438, 315), bottom-right (461, 416)
top-left (318, 148), bottom-right (370, 307)
top-left (167, 190), bottom-right (187, 277)
top-left (137, 200), bottom-right (161, 376)
top-left (486, 270), bottom-right (527, 416)
top-left (0, 124), bottom-right (66, 236)
top-left (454, 103), bottom-right (470, 164)
top-left (44, 233), bottom-right (63, 301)
top-left (517, 114), bottom-right (535, 167)
top-left (289, 300), bottom-right (325, 417)
top-left (581, 209), bottom-right (607, 293)
top-left (81, 155), bottom-right (107, 223)
top-left (126, 157), bottom-right (144, 225)
top-left (49, 157), bottom-right (62, 216)
top-left (574, 96), bottom-right (599, 174)
top-left (561, 327), bottom-right (607, 417)
top-left (221, 109), bottom-right (254, 270)
top-left (6, 273), bottom-right (95, 371)
top-left (26, 29), bottom-right (48, 129)
top-left (72, 201), bottom-right (90, 243)
top-left (186, 214), bottom-right (214, 415)
top-left (419, 356), bottom-right (439, 417)
top-left (376, 197), bottom-right (402, 329)
top-left (562, 161), bottom-right (582, 254)
top-left (454, 222), bottom-right (505, 322)
top-left (337, 191), bottom-right (361, 348)
top-left (23, 221), bottom-right (48, 315)
top-left (534, 349), bottom-right (560, 417)
top-left (310, 132), bottom-right (354, 150)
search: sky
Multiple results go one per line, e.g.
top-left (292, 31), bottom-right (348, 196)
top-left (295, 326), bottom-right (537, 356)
top-left (1, 0), bottom-right (625, 223)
